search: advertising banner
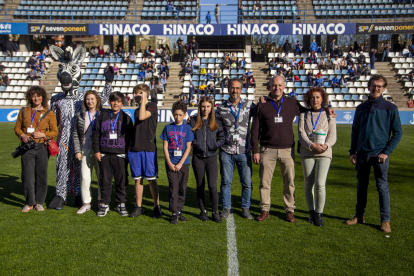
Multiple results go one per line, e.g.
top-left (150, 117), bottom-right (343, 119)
top-left (89, 23), bottom-right (355, 36)
top-left (28, 23), bottom-right (89, 35)
top-left (0, 23), bottom-right (28, 35)
top-left (356, 22), bottom-right (414, 34)
top-left (2, 109), bottom-right (414, 125)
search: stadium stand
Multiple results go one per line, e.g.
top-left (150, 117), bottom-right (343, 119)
top-left (240, 0), bottom-right (298, 21)
top-left (391, 53), bottom-right (414, 91)
top-left (142, 1), bottom-right (198, 21)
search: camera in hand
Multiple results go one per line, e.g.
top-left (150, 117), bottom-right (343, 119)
top-left (11, 139), bottom-right (36, 158)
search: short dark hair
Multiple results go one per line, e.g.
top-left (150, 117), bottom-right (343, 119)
top-left (26, 86), bottom-right (48, 108)
top-left (229, 78), bottom-right (242, 89)
top-left (368, 74), bottom-right (388, 88)
top-left (172, 100), bottom-right (187, 113)
top-left (109, 91), bottom-right (125, 103)
top-left (304, 87), bottom-right (328, 108)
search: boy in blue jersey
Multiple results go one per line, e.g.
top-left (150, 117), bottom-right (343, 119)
top-left (160, 101), bottom-right (194, 224)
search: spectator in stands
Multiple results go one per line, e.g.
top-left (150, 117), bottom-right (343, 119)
top-left (382, 41), bottom-right (390, 62)
top-left (104, 48), bottom-right (111, 57)
top-left (248, 74), bottom-right (256, 88)
top-left (283, 40), bottom-right (292, 55)
top-left (339, 75), bottom-right (348, 88)
top-left (144, 46), bottom-right (152, 58)
top-left (206, 69), bottom-right (214, 81)
top-left (185, 63), bottom-right (192, 74)
top-left (98, 46), bottom-right (105, 58)
top-left (353, 41), bottom-right (359, 53)
top-left (117, 46), bottom-right (125, 58)
top-left (130, 46), bottom-right (136, 55)
top-left (292, 3), bottom-right (298, 22)
top-left (189, 80), bottom-right (196, 101)
top-left (191, 38), bottom-right (199, 58)
top-left (138, 69), bottom-right (146, 81)
top-left (177, 2), bottom-right (185, 17)
top-left (333, 57), bottom-right (341, 70)
top-left (166, 1), bottom-right (175, 11)
top-left (154, 81), bottom-right (163, 94)
top-left (325, 56), bottom-right (333, 70)
top-left (369, 49), bottom-right (377, 70)
top-left (348, 64), bottom-right (357, 79)
top-left (206, 11), bottom-right (212, 24)
top-left (6, 39), bottom-right (15, 57)
top-left (334, 46), bottom-right (343, 58)
top-left (185, 41), bottom-right (192, 56)
top-left (241, 75), bottom-right (248, 89)
top-left (290, 58), bottom-right (298, 70)
top-left (148, 57), bottom-right (155, 72)
top-left (253, 0), bottom-right (263, 12)
top-left (113, 63), bottom-right (120, 76)
top-left (121, 52), bottom-right (130, 64)
top-left (190, 95), bottom-right (198, 107)
top-left (1, 72), bottom-right (10, 85)
top-left (408, 70), bottom-right (414, 81)
top-left (346, 51), bottom-right (354, 66)
top-left (149, 79), bottom-right (156, 91)
top-left (402, 46), bottom-right (411, 57)
top-left (298, 59), bottom-right (305, 70)
top-left (340, 57), bottom-right (347, 70)
top-left (112, 48), bottom-right (118, 57)
top-left (358, 51), bottom-right (366, 65)
top-left (199, 81), bottom-right (207, 97)
top-left (231, 61), bottom-right (237, 69)
top-left (214, 4), bottom-right (220, 23)
top-left (285, 69), bottom-right (293, 83)
top-left (0, 62), bottom-right (5, 73)
top-left (230, 52), bottom-right (237, 62)
top-left (278, 63), bottom-right (286, 73)
top-left (238, 4), bottom-right (244, 23)
top-left (275, 53), bottom-right (284, 64)
top-left (314, 75), bottom-right (324, 87)
top-left (192, 56), bottom-right (200, 72)
top-left (223, 57), bottom-right (230, 69)
top-left (42, 46), bottom-right (51, 58)
top-left (221, 76), bottom-right (229, 91)
top-left (27, 69), bottom-right (39, 81)
top-left (129, 52), bottom-right (136, 64)
top-left (331, 76), bottom-right (340, 88)
top-left (307, 69), bottom-right (315, 86)
top-left (214, 68), bottom-right (222, 83)
top-left (207, 83), bottom-right (215, 97)
top-left (160, 75), bottom-right (167, 92)
top-left (160, 61), bottom-right (170, 78)
top-left (310, 39), bottom-right (317, 53)
top-left (179, 41), bottom-right (185, 65)
top-left (329, 39), bottom-right (336, 58)
top-left (39, 62), bottom-right (46, 76)
top-left (407, 97), bottom-right (414, 108)
top-left (294, 41), bottom-right (302, 55)
top-left (357, 63), bottom-right (369, 78)
top-left (269, 58), bottom-right (277, 70)
top-left (289, 88), bottom-right (298, 99)
top-left (317, 59), bottom-right (325, 70)
top-left (239, 57), bottom-right (246, 69)
top-left (285, 63), bottom-right (292, 72)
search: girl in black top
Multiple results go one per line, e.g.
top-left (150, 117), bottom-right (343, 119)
top-left (190, 96), bottom-right (225, 222)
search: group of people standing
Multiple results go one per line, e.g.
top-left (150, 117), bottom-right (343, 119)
top-left (14, 74), bottom-right (402, 232)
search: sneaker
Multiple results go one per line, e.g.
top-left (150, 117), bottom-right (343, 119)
top-left (153, 205), bottom-right (162, 219)
top-left (170, 213), bottom-right (178, 224)
top-left (77, 204), bottom-right (91, 214)
top-left (117, 203), bottom-right (129, 217)
top-left (241, 208), bottom-right (253, 219)
top-left (129, 205), bottom-right (144, 218)
top-left (220, 208), bottom-right (231, 218)
top-left (345, 216), bottom-right (365, 225)
top-left (199, 210), bottom-right (209, 221)
top-left (22, 205), bottom-right (33, 212)
top-left (35, 204), bottom-right (45, 212)
top-left (178, 211), bottom-right (188, 222)
top-left (212, 212), bottom-right (222, 223)
top-left (97, 204), bottom-right (109, 217)
top-left (381, 221), bottom-right (391, 233)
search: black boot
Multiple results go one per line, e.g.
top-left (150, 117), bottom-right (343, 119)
top-left (48, 195), bottom-right (65, 210)
top-left (74, 195), bottom-right (83, 208)
top-left (308, 210), bottom-right (316, 224)
top-left (315, 212), bottom-right (324, 226)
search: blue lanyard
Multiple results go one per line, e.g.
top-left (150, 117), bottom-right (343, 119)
top-left (229, 98), bottom-right (242, 129)
top-left (88, 110), bottom-right (96, 131)
top-left (311, 109), bottom-right (323, 131)
top-left (30, 108), bottom-right (38, 127)
top-left (173, 123), bottom-right (184, 150)
top-left (110, 110), bottom-right (120, 133)
top-left (271, 96), bottom-right (284, 117)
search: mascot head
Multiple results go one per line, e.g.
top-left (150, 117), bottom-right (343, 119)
top-left (49, 45), bottom-right (86, 97)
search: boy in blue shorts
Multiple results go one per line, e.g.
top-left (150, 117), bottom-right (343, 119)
top-left (128, 84), bottom-right (161, 218)
top-left (160, 101), bottom-right (194, 224)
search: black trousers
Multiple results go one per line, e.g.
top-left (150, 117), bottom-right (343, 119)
top-left (192, 154), bottom-right (219, 213)
top-left (21, 143), bottom-right (49, 205)
top-left (99, 153), bottom-right (127, 205)
top-left (166, 163), bottom-right (189, 213)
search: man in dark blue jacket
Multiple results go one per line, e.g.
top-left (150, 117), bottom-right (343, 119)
top-left (346, 75), bottom-right (402, 233)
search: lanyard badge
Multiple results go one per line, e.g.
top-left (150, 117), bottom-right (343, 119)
top-left (173, 123), bottom-right (184, 156)
top-left (109, 111), bottom-right (120, 140)
top-left (88, 110), bottom-right (96, 138)
top-left (271, 96), bottom-right (284, 123)
top-left (27, 108), bottom-right (38, 133)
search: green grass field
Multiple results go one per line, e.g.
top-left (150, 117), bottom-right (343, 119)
top-left (0, 122), bottom-right (413, 275)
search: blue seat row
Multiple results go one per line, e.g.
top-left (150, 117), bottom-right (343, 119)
top-left (0, 57), bottom-right (27, 62)
top-left (20, 0), bottom-right (128, 6)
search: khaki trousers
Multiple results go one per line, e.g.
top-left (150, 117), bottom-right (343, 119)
top-left (81, 148), bottom-right (101, 204)
top-left (259, 147), bottom-right (295, 212)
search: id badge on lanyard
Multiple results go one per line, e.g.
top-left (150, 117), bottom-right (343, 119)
top-left (174, 123), bottom-right (184, 157)
top-left (271, 97), bottom-right (284, 123)
top-left (28, 108), bottom-right (38, 133)
top-left (110, 111), bottom-right (120, 140)
top-left (230, 99), bottom-right (242, 142)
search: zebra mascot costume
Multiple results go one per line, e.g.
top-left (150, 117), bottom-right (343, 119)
top-left (48, 45), bottom-right (112, 210)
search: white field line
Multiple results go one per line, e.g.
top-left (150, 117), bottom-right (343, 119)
top-left (227, 214), bottom-right (240, 276)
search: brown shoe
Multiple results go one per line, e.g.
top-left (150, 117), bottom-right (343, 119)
top-left (345, 216), bottom-right (365, 225)
top-left (286, 211), bottom-right (296, 223)
top-left (381, 222), bottom-right (391, 233)
top-left (256, 211), bottom-right (269, 222)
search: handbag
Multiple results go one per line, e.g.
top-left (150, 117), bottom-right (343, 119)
top-left (35, 109), bottom-right (59, 156)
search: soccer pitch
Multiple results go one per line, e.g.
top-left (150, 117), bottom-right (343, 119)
top-left (0, 122), bottom-right (413, 275)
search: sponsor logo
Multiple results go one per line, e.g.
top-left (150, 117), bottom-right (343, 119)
top-left (99, 24), bottom-right (150, 35)
top-left (7, 110), bottom-right (19, 122)
top-left (343, 112), bottom-right (353, 122)
top-left (227, 24), bottom-right (279, 35)
top-left (358, 23), bottom-right (414, 33)
top-left (0, 23), bottom-right (12, 34)
top-left (29, 24), bottom-right (87, 34)
top-left (293, 23), bottom-right (346, 35)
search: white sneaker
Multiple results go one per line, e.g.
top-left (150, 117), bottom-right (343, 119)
top-left (77, 204), bottom-right (91, 214)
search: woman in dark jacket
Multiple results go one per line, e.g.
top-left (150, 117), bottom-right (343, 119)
top-left (73, 90), bottom-right (102, 214)
top-left (190, 96), bottom-right (225, 223)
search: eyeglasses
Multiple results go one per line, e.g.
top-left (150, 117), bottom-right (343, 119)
top-left (371, 85), bottom-right (385, 88)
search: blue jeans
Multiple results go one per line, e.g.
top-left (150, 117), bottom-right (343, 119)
top-left (355, 154), bottom-right (390, 222)
top-left (219, 149), bottom-right (252, 209)
top-left (382, 50), bottom-right (389, 62)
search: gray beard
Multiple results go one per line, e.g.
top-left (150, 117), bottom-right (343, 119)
top-left (230, 95), bottom-right (240, 101)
